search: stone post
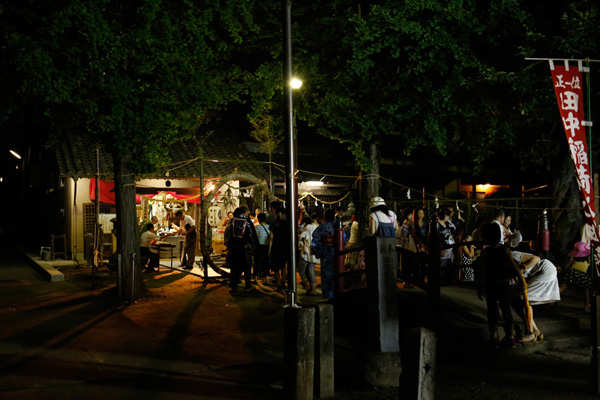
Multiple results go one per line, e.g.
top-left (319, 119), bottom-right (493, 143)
top-left (335, 220), bottom-right (345, 293)
top-left (284, 306), bottom-right (315, 400)
top-left (364, 235), bottom-right (401, 387)
top-left (400, 327), bottom-right (437, 399)
top-left (312, 304), bottom-right (334, 399)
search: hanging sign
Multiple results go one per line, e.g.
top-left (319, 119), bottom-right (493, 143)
top-left (550, 59), bottom-right (600, 292)
top-left (207, 205), bottom-right (222, 227)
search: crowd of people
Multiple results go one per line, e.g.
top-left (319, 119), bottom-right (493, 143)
top-left (140, 197), bottom-right (590, 348)
top-left (219, 201), bottom-right (337, 301)
top-left (138, 210), bottom-right (197, 273)
top-left (220, 198), bottom-right (394, 301)
top-left (389, 202), bottom-right (591, 347)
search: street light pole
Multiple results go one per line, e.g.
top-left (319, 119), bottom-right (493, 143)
top-left (282, 3), bottom-right (318, 399)
top-left (283, 0), bottom-right (298, 307)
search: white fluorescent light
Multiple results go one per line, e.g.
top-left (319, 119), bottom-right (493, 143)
top-left (305, 181), bottom-right (324, 187)
top-left (9, 150), bottom-right (21, 159)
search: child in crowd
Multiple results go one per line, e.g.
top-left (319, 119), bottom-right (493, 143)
top-left (459, 232), bottom-right (475, 282)
top-left (255, 212), bottom-right (271, 283)
top-left (298, 216), bottom-right (317, 295)
top-left (560, 241), bottom-right (592, 312)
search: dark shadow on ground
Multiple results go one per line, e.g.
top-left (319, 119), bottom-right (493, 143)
top-left (226, 285), bottom-right (286, 387)
top-left (0, 294), bottom-right (124, 378)
top-left (151, 282), bottom-right (222, 361)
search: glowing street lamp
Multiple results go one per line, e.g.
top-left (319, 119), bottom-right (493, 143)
top-left (9, 150), bottom-right (21, 159)
top-left (290, 78), bottom-right (303, 89)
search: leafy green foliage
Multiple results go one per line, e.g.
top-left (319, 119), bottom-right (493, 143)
top-left (250, 102), bottom-right (283, 160)
top-left (2, 0), bottom-right (259, 174)
top-left (3, 0), bottom-right (600, 178)
top-left (239, 0), bottom-right (599, 176)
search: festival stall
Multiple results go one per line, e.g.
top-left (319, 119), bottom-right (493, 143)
top-left (137, 188), bottom-right (232, 260)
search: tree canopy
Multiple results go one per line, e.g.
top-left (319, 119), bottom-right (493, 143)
top-left (2, 0), bottom-right (600, 282)
top-left (1, 0), bottom-right (261, 171)
top-left (7, 0), bottom-right (597, 177)
top-left (239, 0), bottom-right (600, 176)
top-left (1, 0), bottom-right (265, 299)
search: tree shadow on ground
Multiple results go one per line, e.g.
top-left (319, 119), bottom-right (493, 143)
top-left (0, 293), bottom-right (124, 378)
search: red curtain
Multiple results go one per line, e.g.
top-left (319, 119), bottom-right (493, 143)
top-left (89, 178), bottom-right (141, 204)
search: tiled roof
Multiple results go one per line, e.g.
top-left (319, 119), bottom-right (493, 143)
top-left (55, 131), bottom-right (270, 181)
top-left (55, 135), bottom-right (114, 180)
top-left (244, 140), bottom-right (358, 185)
top-left (55, 130), bottom-right (357, 187)
top-left (161, 132), bottom-right (270, 180)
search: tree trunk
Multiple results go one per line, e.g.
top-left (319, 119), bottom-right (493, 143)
top-left (113, 149), bottom-right (146, 301)
top-left (359, 143), bottom-right (381, 243)
top-left (552, 156), bottom-right (584, 266)
top-left (367, 142), bottom-right (380, 199)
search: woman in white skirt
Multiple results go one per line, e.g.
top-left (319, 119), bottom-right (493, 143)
top-left (511, 251), bottom-right (561, 342)
top-left (512, 252), bottom-right (561, 304)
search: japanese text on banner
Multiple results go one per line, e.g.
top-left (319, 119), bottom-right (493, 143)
top-left (550, 61), bottom-right (600, 292)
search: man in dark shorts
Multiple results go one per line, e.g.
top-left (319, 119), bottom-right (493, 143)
top-left (269, 207), bottom-right (288, 292)
top-left (227, 206), bottom-right (258, 291)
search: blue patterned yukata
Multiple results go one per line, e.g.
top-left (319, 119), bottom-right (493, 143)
top-left (312, 219), bottom-right (336, 299)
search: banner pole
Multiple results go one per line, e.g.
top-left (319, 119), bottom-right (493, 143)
top-left (529, 56), bottom-right (599, 394)
top-left (583, 57), bottom-right (600, 394)
top-left (585, 59), bottom-right (595, 289)
top-left (525, 57), bottom-right (600, 63)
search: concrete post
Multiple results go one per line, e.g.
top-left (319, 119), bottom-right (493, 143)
top-left (400, 327), bottom-right (437, 399)
top-left (335, 220), bottom-right (345, 293)
top-left (312, 304), bottom-right (334, 399)
top-left (427, 215), bottom-right (441, 330)
top-left (284, 306), bottom-right (315, 400)
top-left (364, 236), bottom-right (401, 387)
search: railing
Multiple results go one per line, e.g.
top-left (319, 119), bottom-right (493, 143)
top-left (396, 240), bottom-right (485, 292)
top-left (333, 217), bottom-right (490, 326)
top-left (333, 220), bottom-right (368, 293)
top-left (334, 245), bottom-right (366, 292)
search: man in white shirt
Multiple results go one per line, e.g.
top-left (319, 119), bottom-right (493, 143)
top-left (140, 223), bottom-right (160, 272)
top-left (492, 208), bottom-right (506, 245)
